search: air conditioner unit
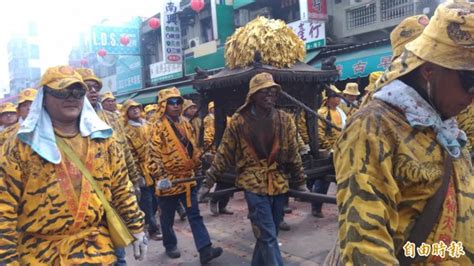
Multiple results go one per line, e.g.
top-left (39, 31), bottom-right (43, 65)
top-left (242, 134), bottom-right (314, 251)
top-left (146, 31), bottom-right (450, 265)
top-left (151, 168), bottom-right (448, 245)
top-left (188, 37), bottom-right (200, 48)
top-left (350, 0), bottom-right (372, 5)
top-left (235, 9), bottom-right (249, 26)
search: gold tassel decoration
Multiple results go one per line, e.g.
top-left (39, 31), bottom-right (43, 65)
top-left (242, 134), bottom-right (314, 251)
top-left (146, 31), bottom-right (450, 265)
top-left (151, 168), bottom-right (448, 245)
top-left (224, 16), bottom-right (306, 69)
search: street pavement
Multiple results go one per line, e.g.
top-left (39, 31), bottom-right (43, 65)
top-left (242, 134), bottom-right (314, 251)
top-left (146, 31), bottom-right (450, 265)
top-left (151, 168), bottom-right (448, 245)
top-left (126, 184), bottom-right (338, 265)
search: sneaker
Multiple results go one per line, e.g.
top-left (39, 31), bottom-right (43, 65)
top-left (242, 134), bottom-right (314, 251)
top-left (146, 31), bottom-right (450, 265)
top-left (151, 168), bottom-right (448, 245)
top-left (177, 205), bottom-right (187, 221)
top-left (210, 202), bottom-right (219, 216)
top-left (283, 205), bottom-right (292, 214)
top-left (218, 207), bottom-right (234, 215)
top-left (312, 210), bottom-right (324, 218)
top-left (279, 221), bottom-right (291, 231)
top-left (166, 247), bottom-right (181, 259)
top-left (200, 245), bottom-right (223, 264)
top-left (149, 230), bottom-right (162, 241)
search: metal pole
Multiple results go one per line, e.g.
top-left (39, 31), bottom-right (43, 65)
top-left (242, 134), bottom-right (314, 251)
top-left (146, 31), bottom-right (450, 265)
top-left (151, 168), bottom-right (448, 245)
top-left (279, 90), bottom-right (342, 131)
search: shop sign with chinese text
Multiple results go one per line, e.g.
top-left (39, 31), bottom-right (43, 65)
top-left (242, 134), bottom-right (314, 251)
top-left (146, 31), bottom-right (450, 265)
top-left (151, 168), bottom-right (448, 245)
top-left (288, 20), bottom-right (326, 50)
top-left (149, 61), bottom-right (183, 83)
top-left (162, 0), bottom-right (183, 64)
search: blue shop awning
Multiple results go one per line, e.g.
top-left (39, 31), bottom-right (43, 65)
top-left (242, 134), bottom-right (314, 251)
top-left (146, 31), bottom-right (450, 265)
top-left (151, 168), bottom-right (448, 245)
top-left (314, 45), bottom-right (392, 81)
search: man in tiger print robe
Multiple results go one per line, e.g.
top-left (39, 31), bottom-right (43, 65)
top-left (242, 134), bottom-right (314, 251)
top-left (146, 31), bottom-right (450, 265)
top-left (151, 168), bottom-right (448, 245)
top-left (199, 73), bottom-right (308, 266)
top-left (148, 87), bottom-right (223, 264)
top-left (0, 66), bottom-right (145, 265)
top-left (334, 3), bottom-right (474, 264)
top-left (122, 99), bottom-right (162, 241)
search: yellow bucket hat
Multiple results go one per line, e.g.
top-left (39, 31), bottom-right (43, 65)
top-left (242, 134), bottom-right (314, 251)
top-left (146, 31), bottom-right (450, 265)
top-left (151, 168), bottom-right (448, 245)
top-left (144, 104), bottom-right (158, 114)
top-left (377, 1), bottom-right (474, 89)
top-left (364, 71), bottom-right (384, 92)
top-left (183, 99), bottom-right (198, 113)
top-left (18, 88), bottom-right (37, 104)
top-left (101, 91), bottom-right (116, 102)
top-left (40, 66), bottom-right (87, 91)
top-left (343, 83), bottom-right (360, 96)
top-left (236, 72), bottom-right (281, 113)
top-left (121, 99), bottom-right (141, 122)
top-left (0, 102), bottom-right (17, 114)
top-left (75, 68), bottom-right (103, 88)
top-left (390, 14), bottom-right (429, 60)
top-left (208, 101), bottom-right (214, 112)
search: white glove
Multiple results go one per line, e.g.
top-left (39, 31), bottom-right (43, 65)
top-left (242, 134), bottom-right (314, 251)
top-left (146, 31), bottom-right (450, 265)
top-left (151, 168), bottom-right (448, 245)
top-left (133, 231), bottom-right (148, 261)
top-left (300, 144), bottom-right (310, 156)
top-left (157, 178), bottom-right (172, 190)
top-left (197, 185), bottom-right (211, 202)
top-left (295, 184), bottom-right (310, 193)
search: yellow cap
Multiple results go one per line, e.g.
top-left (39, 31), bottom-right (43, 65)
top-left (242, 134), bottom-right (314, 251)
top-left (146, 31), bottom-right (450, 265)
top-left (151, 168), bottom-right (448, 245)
top-left (208, 101), bottom-right (214, 112)
top-left (40, 66), bottom-right (87, 91)
top-left (75, 68), bottom-right (103, 88)
top-left (364, 71), bottom-right (384, 92)
top-left (18, 88), bottom-right (37, 104)
top-left (0, 102), bottom-right (17, 114)
top-left (101, 91), bottom-right (116, 102)
top-left (144, 104), bottom-right (158, 114)
top-left (390, 15), bottom-right (429, 60)
top-left (183, 99), bottom-right (198, 113)
top-left (236, 72), bottom-right (282, 113)
top-left (343, 83), bottom-right (360, 96)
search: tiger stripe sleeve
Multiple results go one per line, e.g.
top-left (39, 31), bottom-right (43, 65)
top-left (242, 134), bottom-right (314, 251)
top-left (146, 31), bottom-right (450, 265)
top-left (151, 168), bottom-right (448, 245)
top-left (207, 117), bottom-right (238, 183)
top-left (148, 123), bottom-right (168, 181)
top-left (0, 140), bottom-right (22, 265)
top-left (317, 109), bottom-right (332, 150)
top-left (108, 138), bottom-right (144, 234)
top-left (334, 117), bottom-right (400, 265)
top-left (286, 116), bottom-right (306, 185)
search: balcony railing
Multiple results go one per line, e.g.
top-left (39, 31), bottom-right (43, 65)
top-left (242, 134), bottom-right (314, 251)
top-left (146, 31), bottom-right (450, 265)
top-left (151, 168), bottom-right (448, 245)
top-left (346, 2), bottom-right (377, 30)
top-left (380, 0), bottom-right (414, 21)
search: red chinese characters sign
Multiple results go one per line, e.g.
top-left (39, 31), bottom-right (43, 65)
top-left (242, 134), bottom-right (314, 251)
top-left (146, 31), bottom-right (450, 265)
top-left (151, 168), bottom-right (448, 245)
top-left (308, 0), bottom-right (328, 21)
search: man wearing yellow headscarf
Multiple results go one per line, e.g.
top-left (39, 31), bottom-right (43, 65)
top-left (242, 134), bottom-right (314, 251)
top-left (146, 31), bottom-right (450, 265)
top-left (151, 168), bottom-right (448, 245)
top-left (122, 99), bottom-right (162, 241)
top-left (334, 2), bottom-right (474, 264)
top-left (148, 87), bottom-right (223, 263)
top-left (0, 66), bottom-right (146, 265)
top-left (0, 102), bottom-right (19, 145)
top-left (339, 82), bottom-right (360, 117)
top-left (101, 91), bottom-right (118, 113)
top-left (198, 72), bottom-right (308, 266)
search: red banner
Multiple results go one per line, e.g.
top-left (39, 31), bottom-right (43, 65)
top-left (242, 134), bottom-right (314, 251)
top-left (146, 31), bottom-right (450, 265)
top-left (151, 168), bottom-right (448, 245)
top-left (308, 0), bottom-right (328, 21)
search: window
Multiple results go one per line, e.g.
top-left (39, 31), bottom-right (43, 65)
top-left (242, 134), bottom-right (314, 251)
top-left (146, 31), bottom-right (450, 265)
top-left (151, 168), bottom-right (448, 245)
top-left (29, 45), bottom-right (39, 59)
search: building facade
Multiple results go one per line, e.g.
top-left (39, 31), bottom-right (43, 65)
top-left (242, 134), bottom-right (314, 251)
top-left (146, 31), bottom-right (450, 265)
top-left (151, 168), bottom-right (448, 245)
top-left (7, 22), bottom-right (41, 98)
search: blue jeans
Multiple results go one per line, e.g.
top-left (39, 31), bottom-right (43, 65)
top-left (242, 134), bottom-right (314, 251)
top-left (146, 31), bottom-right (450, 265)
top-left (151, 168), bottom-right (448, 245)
top-left (139, 185), bottom-right (159, 234)
top-left (244, 191), bottom-right (285, 266)
top-left (158, 187), bottom-right (212, 252)
top-left (114, 247), bottom-right (126, 266)
top-left (312, 179), bottom-right (331, 212)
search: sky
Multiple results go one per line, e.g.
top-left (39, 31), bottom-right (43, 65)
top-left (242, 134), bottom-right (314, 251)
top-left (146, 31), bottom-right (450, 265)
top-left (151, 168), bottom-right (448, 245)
top-left (0, 0), bottom-right (159, 92)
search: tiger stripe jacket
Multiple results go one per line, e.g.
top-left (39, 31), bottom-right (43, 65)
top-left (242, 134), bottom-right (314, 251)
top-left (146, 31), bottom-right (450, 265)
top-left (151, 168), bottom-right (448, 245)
top-left (334, 99), bottom-right (473, 265)
top-left (0, 135), bottom-right (144, 265)
top-left (207, 110), bottom-right (306, 195)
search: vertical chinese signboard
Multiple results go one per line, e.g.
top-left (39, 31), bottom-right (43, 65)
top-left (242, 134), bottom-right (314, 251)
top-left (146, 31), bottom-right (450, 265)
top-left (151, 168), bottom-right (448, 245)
top-left (288, 21), bottom-right (326, 50)
top-left (163, 0), bottom-right (182, 64)
top-left (308, 0), bottom-right (328, 21)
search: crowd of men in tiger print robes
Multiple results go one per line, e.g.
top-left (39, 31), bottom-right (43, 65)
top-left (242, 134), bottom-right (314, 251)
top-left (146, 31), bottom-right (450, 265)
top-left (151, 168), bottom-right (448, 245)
top-left (0, 1), bottom-right (473, 265)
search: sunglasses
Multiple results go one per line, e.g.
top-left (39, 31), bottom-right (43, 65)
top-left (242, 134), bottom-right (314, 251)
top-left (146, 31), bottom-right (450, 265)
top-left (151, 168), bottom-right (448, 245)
top-left (257, 87), bottom-right (279, 96)
top-left (44, 86), bottom-right (87, 99)
top-left (458, 70), bottom-right (474, 94)
top-left (167, 97), bottom-right (184, 106)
